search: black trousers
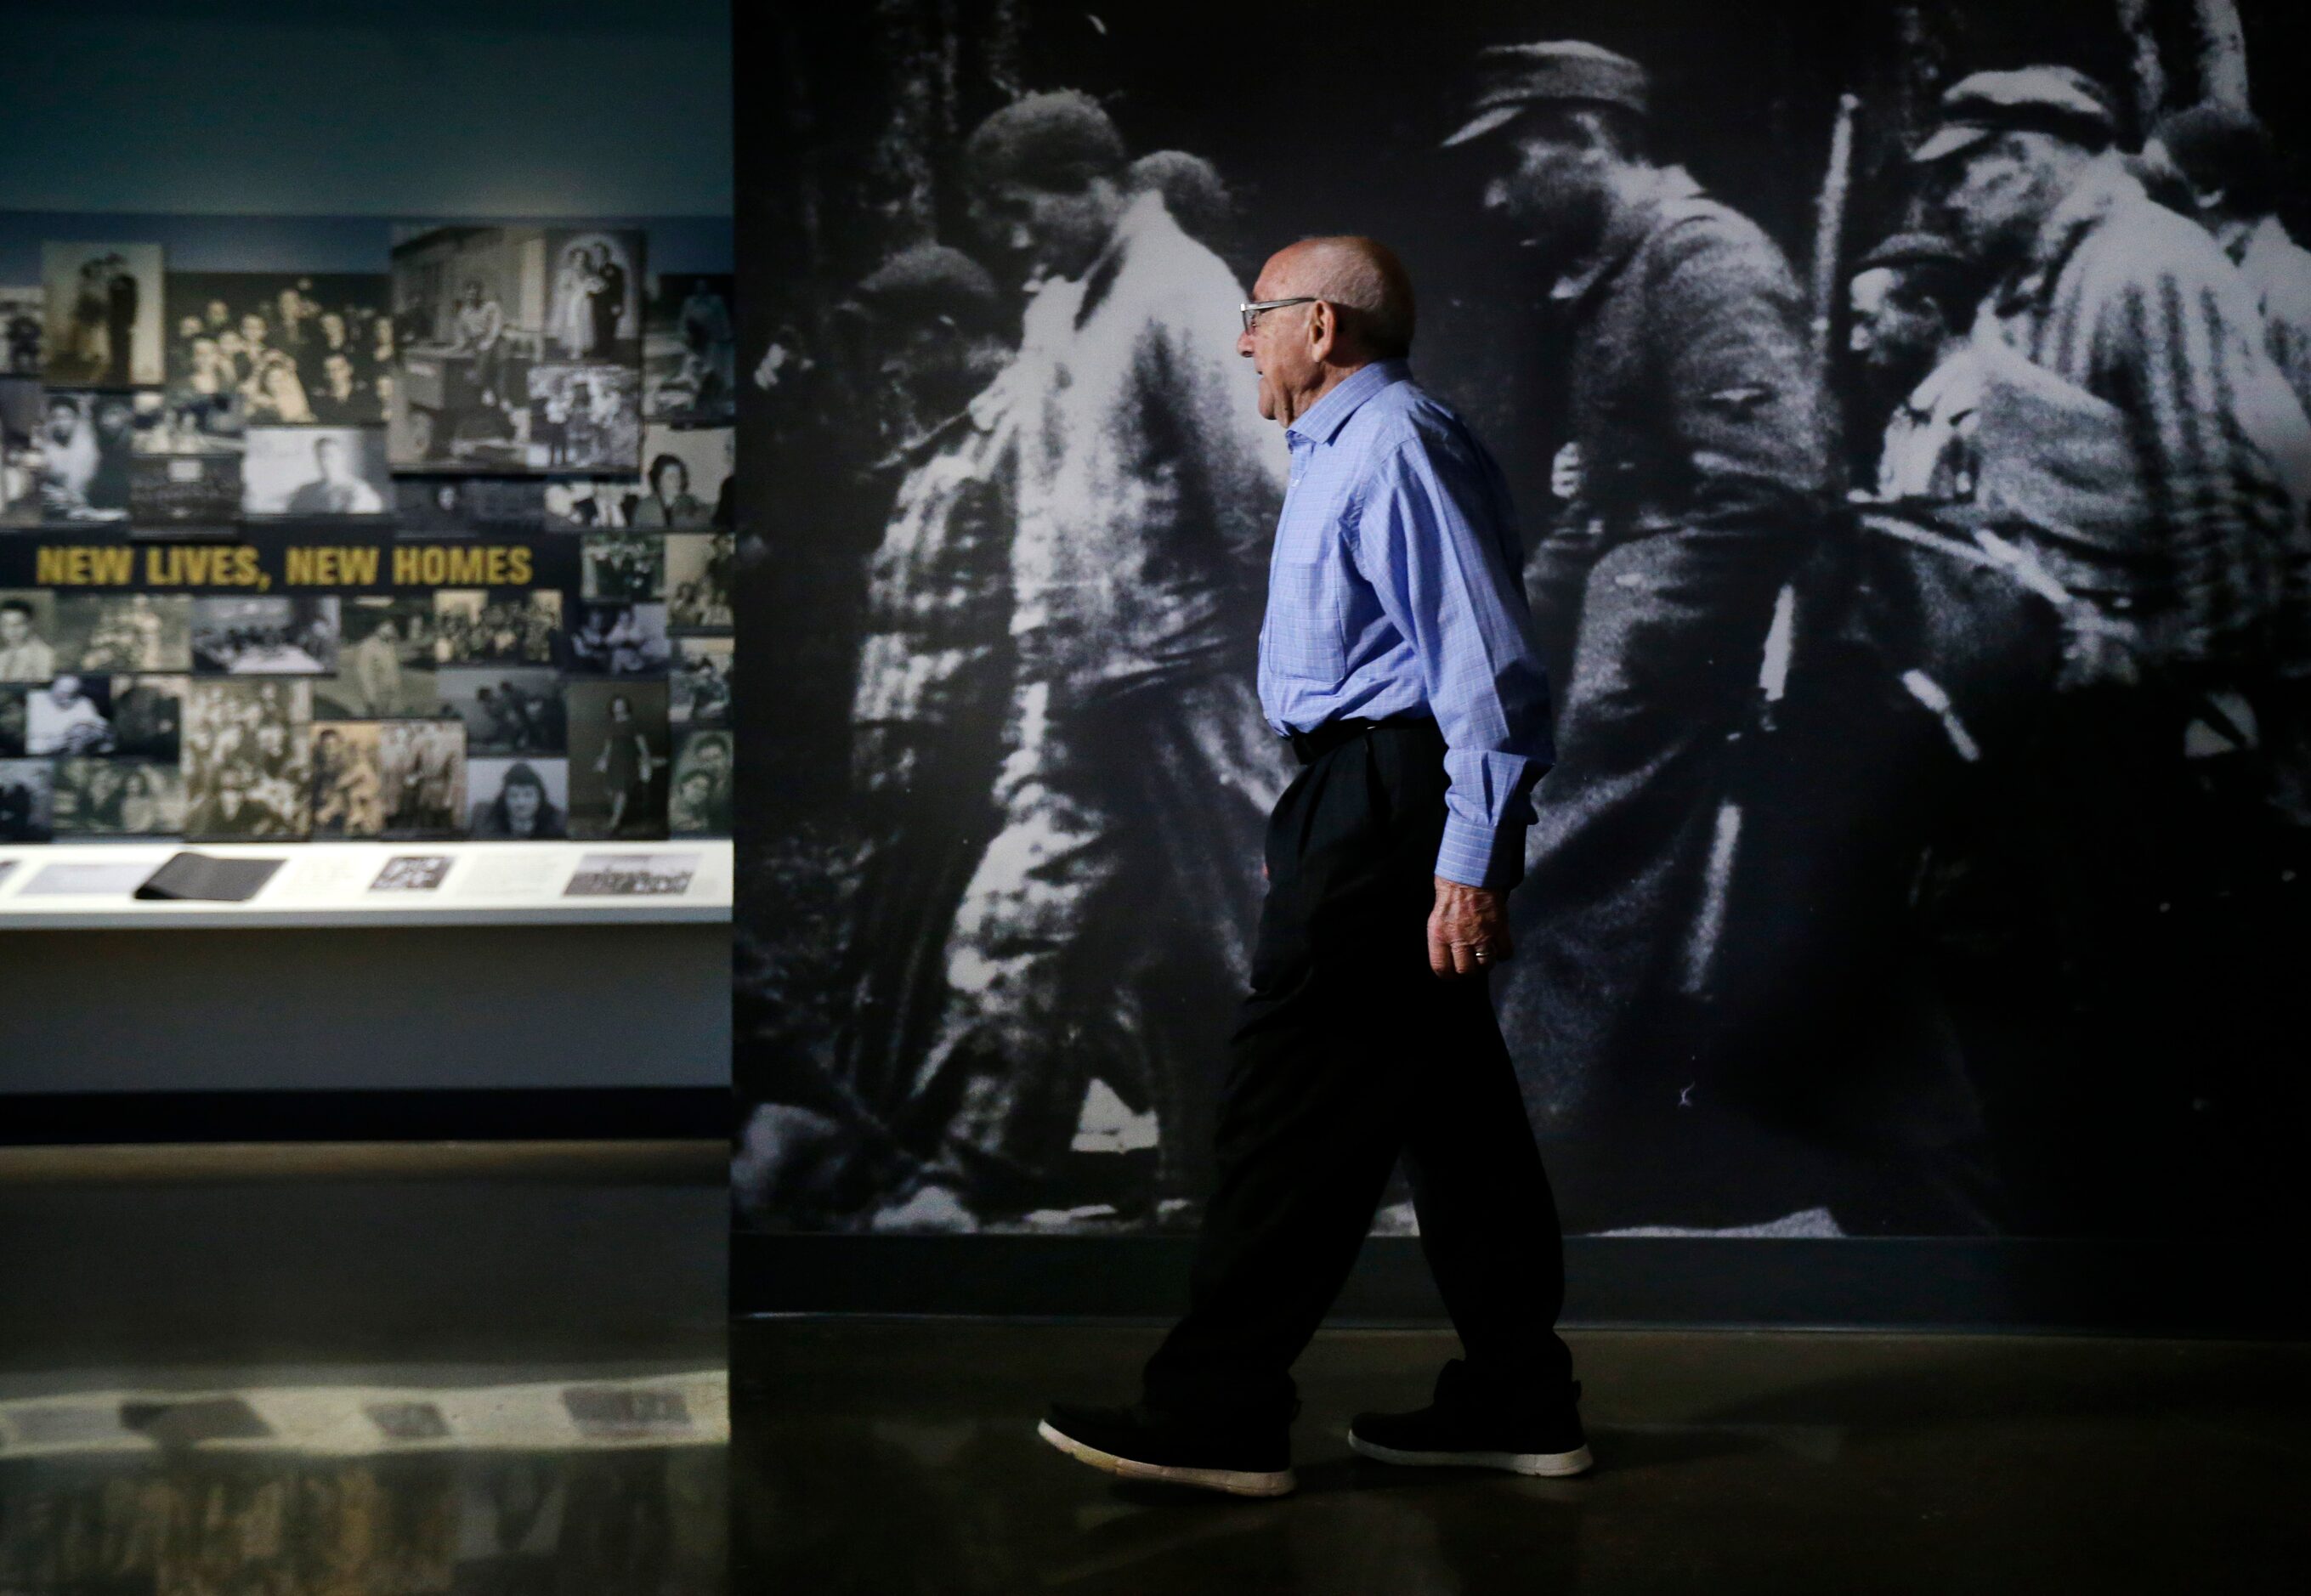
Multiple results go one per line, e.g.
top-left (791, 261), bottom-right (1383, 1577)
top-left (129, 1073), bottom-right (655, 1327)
top-left (1141, 718), bottom-right (1572, 1424)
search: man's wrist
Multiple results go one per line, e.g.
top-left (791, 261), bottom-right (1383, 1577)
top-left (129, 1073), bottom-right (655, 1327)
top-left (1435, 815), bottom-right (1527, 892)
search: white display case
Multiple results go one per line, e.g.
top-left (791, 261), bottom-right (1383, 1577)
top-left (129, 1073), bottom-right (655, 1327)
top-left (0, 840), bottom-right (732, 929)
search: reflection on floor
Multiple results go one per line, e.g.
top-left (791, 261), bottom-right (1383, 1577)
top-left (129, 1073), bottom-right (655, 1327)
top-left (0, 1140), bottom-right (727, 1594)
top-left (735, 1319), bottom-right (2311, 1595)
top-left (0, 1373), bottom-right (724, 1593)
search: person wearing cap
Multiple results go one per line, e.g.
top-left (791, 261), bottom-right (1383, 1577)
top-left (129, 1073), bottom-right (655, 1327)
top-left (878, 92), bottom-right (1287, 1234)
top-left (1449, 41), bottom-right (1832, 1214)
top-left (2145, 103), bottom-right (2311, 419)
top-left (2144, 105), bottom-right (2311, 903)
top-left (1919, 65), bottom-right (2300, 685)
top-left (837, 243), bottom-right (1022, 1185)
top-left (1918, 67), bottom-right (2311, 1229)
top-left (1848, 233), bottom-right (1985, 501)
top-left (1039, 234), bottom-right (1582, 1499)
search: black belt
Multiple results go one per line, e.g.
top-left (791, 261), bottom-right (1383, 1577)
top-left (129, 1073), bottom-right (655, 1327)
top-left (1285, 714), bottom-right (1435, 767)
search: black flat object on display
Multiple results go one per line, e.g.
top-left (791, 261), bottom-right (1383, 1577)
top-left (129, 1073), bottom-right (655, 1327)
top-left (134, 852), bottom-right (286, 902)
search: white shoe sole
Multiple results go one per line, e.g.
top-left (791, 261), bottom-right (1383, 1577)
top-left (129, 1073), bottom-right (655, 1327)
top-left (1348, 1432), bottom-right (1594, 1477)
top-left (1037, 1419), bottom-right (1298, 1497)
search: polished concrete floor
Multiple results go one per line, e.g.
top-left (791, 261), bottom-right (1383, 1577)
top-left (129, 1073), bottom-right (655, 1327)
top-left (8, 1145), bottom-right (2303, 1593)
top-left (735, 1319), bottom-right (2311, 1594)
top-left (0, 1141), bottom-right (727, 1594)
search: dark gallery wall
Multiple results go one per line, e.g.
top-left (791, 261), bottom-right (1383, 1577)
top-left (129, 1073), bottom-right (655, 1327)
top-left (0, 0), bottom-right (733, 218)
top-left (731, 0), bottom-right (2311, 1328)
top-left (0, 0), bottom-right (734, 1120)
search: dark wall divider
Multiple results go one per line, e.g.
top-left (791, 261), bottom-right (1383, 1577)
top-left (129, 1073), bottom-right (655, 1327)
top-left (0, 1087), bottom-right (729, 1145)
top-left (734, 1234), bottom-right (2308, 1337)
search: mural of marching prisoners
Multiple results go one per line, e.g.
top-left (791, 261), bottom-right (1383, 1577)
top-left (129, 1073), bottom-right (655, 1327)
top-left (0, 214), bottom-right (739, 853)
top-left (732, 0), bottom-right (2311, 1242)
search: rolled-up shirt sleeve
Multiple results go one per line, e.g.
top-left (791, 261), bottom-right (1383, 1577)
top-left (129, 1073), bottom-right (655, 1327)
top-left (1352, 435), bottom-right (1554, 888)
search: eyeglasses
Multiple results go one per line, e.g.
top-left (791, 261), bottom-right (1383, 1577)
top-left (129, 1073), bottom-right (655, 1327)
top-left (1239, 297), bottom-right (1317, 333)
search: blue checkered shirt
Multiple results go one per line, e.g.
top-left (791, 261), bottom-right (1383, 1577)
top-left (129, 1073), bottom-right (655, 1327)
top-left (1257, 359), bottom-right (1553, 888)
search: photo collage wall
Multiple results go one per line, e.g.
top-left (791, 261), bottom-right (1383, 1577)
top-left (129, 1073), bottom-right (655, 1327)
top-left (0, 228), bottom-right (736, 846)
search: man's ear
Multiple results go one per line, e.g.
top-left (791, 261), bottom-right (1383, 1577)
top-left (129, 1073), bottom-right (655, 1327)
top-left (1308, 299), bottom-right (1340, 364)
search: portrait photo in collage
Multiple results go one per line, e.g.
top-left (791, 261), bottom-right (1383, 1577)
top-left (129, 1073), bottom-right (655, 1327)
top-left (0, 286), bottom-right (44, 377)
top-left (0, 220), bottom-right (734, 857)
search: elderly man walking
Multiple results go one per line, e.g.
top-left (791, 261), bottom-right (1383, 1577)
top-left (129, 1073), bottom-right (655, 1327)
top-left (1039, 236), bottom-right (1583, 1497)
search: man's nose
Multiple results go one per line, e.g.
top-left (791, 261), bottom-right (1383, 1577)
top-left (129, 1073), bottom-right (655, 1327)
top-left (1236, 328), bottom-right (1256, 359)
top-left (1482, 178), bottom-right (1508, 211)
top-left (1008, 223), bottom-right (1034, 253)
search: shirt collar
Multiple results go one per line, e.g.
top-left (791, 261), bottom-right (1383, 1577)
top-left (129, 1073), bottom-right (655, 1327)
top-left (1286, 358), bottom-right (1409, 447)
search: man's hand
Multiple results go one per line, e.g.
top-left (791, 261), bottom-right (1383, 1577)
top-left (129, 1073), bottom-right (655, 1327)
top-left (1428, 876), bottom-right (1511, 980)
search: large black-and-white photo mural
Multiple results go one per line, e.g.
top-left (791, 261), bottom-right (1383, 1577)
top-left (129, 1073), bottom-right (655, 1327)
top-left (733, 0), bottom-right (2311, 1242)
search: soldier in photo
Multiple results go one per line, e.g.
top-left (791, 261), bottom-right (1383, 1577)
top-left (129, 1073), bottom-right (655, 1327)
top-left (1450, 42), bottom-right (1832, 1224)
top-left (873, 91), bottom-right (1289, 1232)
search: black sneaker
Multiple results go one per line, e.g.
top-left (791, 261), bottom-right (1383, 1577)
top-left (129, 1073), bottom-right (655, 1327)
top-left (1039, 1401), bottom-right (1296, 1497)
top-left (1348, 1362), bottom-right (1593, 1478)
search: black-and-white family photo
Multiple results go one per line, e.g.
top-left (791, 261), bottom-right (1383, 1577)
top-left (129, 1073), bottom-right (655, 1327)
top-left (440, 665), bottom-right (566, 756)
top-left (0, 757), bottom-right (54, 841)
top-left (53, 756), bottom-right (184, 835)
top-left (645, 272), bottom-right (737, 424)
top-left (542, 476), bottom-right (646, 529)
top-left (394, 475), bottom-right (547, 535)
top-left (671, 637), bottom-right (733, 727)
top-left (35, 390), bottom-right (134, 522)
top-left (161, 272), bottom-right (394, 444)
top-left (183, 678), bottom-right (311, 839)
top-left (192, 597), bottom-right (341, 676)
top-left (52, 593), bottom-right (191, 674)
top-left (389, 225), bottom-right (643, 473)
top-left (432, 590), bottom-right (561, 666)
top-left (666, 532), bottom-right (733, 629)
top-left (567, 600), bottom-right (670, 676)
top-left (581, 530), bottom-right (666, 603)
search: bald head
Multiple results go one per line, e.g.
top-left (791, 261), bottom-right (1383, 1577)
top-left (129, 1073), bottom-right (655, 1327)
top-left (1268, 236), bottom-right (1416, 360)
top-left (1241, 236), bottom-right (1419, 425)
